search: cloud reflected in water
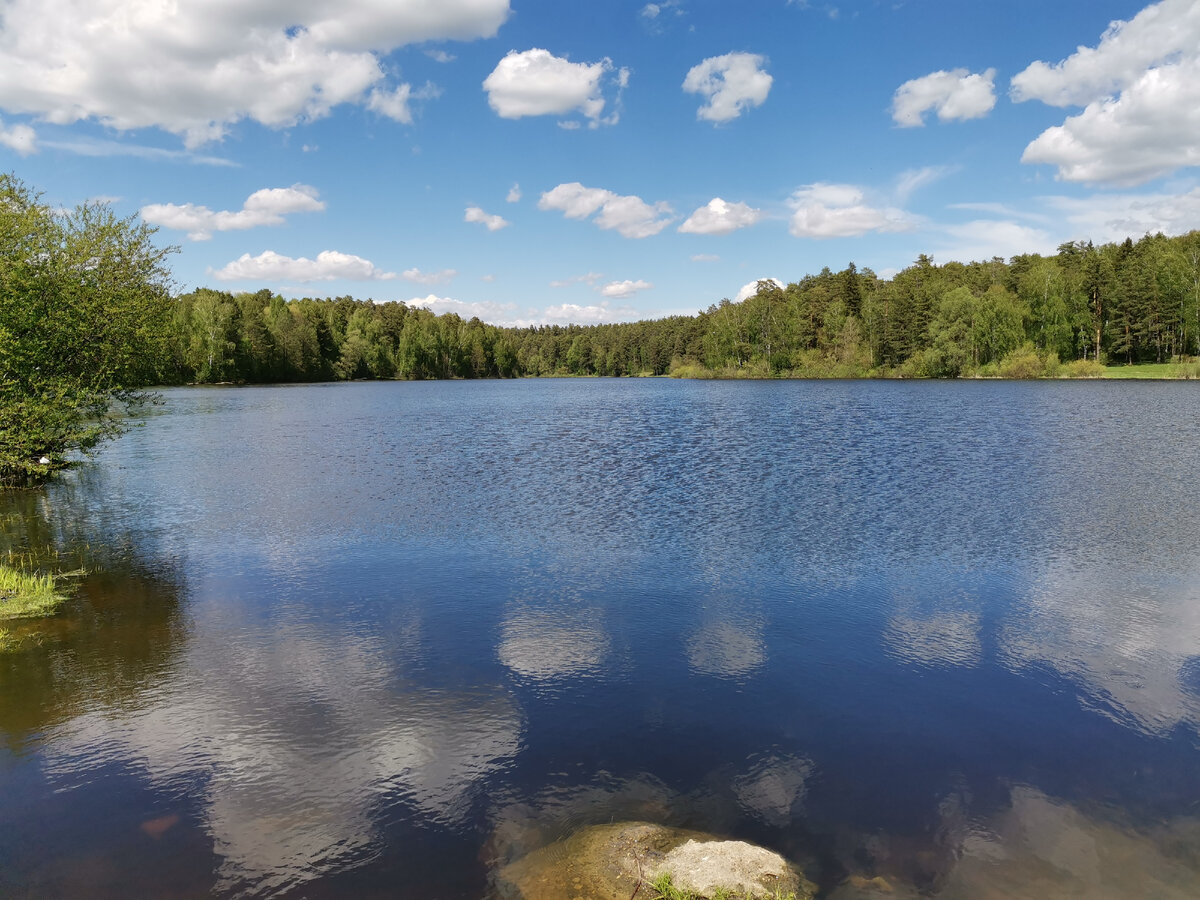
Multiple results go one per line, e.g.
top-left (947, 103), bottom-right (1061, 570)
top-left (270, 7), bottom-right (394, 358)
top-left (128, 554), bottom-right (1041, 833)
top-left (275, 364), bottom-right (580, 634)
top-left (42, 621), bottom-right (522, 895)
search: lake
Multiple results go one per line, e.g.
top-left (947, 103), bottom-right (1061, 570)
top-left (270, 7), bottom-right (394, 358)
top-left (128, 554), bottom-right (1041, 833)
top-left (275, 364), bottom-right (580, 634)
top-left (3, 378), bottom-right (1200, 898)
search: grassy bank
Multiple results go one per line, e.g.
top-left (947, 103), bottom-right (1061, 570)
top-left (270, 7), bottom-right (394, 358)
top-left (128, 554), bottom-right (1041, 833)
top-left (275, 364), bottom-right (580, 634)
top-left (0, 564), bottom-right (67, 620)
top-left (1103, 361), bottom-right (1200, 379)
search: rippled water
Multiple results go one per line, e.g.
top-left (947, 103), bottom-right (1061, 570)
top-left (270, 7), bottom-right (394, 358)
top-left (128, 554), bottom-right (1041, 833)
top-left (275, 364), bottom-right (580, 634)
top-left (2, 379), bottom-right (1200, 898)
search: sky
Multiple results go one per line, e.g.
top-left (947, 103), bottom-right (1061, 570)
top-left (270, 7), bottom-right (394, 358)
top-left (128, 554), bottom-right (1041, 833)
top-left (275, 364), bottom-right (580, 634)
top-left (2, 0), bottom-right (1198, 327)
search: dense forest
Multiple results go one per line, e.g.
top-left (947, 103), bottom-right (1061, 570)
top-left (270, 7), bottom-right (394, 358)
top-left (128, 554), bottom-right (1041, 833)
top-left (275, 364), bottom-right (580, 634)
top-left (168, 230), bottom-right (1200, 384)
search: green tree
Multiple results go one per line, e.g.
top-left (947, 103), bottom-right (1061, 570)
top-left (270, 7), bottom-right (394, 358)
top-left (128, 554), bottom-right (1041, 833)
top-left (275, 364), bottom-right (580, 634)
top-left (0, 175), bottom-right (176, 484)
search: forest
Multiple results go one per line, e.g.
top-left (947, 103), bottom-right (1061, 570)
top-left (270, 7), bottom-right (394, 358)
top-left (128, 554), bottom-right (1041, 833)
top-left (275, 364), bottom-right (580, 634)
top-left (169, 230), bottom-right (1200, 384)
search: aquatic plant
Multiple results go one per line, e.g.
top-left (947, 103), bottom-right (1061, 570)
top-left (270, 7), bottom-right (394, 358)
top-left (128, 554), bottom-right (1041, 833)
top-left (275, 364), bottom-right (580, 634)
top-left (0, 564), bottom-right (66, 620)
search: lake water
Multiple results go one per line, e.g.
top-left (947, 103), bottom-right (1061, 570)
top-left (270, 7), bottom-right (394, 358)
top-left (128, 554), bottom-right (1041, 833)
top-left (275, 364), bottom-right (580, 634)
top-left (3, 378), bottom-right (1200, 898)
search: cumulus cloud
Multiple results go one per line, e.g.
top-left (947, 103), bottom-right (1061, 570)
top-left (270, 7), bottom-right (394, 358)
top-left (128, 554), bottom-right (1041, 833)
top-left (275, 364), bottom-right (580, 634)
top-left (506, 183), bottom-right (522, 203)
top-left (691, 253), bottom-right (720, 262)
top-left (735, 278), bottom-right (784, 303)
top-left (678, 198), bottom-right (762, 235)
top-left (600, 279), bottom-right (653, 298)
top-left (141, 184), bottom-right (324, 241)
top-left (538, 182), bottom-right (674, 238)
top-left (542, 301), bottom-right (636, 324)
top-left (788, 183), bottom-right (916, 238)
top-left (1012, 0), bottom-right (1200, 185)
top-left (0, 119), bottom-right (36, 155)
top-left (1011, 0), bottom-right (1199, 107)
top-left (483, 49), bottom-right (628, 127)
top-left (683, 52), bottom-right (773, 123)
top-left (365, 82), bottom-right (442, 124)
top-left (891, 68), bottom-right (997, 126)
top-left (404, 294), bottom-right (521, 323)
top-left (0, 0), bottom-right (509, 146)
top-left (211, 250), bottom-right (397, 283)
top-left (464, 205), bottom-right (510, 230)
top-left (402, 267), bottom-right (456, 286)
top-left (1020, 58), bottom-right (1200, 185)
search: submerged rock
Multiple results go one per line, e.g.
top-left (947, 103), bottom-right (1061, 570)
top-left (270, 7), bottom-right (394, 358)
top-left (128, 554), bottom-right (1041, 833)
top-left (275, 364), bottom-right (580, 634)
top-left (494, 821), bottom-right (815, 900)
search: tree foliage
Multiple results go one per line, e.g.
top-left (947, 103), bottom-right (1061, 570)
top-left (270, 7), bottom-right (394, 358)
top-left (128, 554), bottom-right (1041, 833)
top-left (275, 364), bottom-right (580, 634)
top-left (0, 175), bottom-right (176, 485)
top-left (157, 229), bottom-right (1200, 389)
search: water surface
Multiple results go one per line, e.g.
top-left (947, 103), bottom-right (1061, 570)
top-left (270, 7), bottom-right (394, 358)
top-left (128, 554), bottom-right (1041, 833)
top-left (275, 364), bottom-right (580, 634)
top-left (2, 379), bottom-right (1200, 897)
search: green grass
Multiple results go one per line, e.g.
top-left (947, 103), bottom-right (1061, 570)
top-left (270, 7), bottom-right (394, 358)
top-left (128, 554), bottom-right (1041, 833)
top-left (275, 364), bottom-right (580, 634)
top-left (0, 564), bottom-right (67, 620)
top-left (647, 872), bottom-right (797, 900)
top-left (1103, 361), bottom-right (1200, 379)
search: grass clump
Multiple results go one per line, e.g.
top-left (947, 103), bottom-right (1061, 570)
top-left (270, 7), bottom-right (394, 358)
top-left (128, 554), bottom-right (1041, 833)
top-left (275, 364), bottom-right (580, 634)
top-left (650, 873), bottom-right (700, 899)
top-left (648, 872), bottom-right (796, 900)
top-left (0, 564), bottom-right (67, 620)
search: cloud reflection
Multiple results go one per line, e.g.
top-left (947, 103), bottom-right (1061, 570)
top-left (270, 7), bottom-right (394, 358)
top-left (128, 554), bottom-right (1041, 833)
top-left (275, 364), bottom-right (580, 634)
top-left (497, 605), bottom-right (610, 681)
top-left (885, 587), bottom-right (982, 670)
top-left (936, 786), bottom-right (1200, 898)
top-left (42, 622), bottom-right (522, 895)
top-left (687, 616), bottom-right (766, 679)
top-left (1001, 561), bottom-right (1200, 736)
top-left (733, 751), bottom-right (814, 826)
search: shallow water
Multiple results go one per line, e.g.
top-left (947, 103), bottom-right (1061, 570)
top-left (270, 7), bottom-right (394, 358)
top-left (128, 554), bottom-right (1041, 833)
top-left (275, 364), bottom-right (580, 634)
top-left (2, 379), bottom-right (1200, 897)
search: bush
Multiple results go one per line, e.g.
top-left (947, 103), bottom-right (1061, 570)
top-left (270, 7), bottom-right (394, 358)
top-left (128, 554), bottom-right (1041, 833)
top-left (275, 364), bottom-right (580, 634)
top-left (0, 175), bottom-right (175, 485)
top-left (997, 343), bottom-right (1060, 379)
top-left (1061, 358), bottom-right (1106, 378)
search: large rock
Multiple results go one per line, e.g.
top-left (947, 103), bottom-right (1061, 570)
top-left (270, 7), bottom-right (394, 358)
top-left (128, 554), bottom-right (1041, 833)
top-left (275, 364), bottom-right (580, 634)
top-left (494, 821), bottom-right (815, 900)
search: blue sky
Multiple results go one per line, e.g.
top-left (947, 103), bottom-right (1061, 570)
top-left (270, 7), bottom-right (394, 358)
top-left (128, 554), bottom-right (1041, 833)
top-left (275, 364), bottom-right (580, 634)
top-left (2, 0), bottom-right (1198, 326)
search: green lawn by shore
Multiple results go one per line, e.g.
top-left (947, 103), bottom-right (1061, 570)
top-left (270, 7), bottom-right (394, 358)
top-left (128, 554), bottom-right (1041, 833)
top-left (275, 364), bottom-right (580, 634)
top-left (1103, 362), bottom-right (1200, 379)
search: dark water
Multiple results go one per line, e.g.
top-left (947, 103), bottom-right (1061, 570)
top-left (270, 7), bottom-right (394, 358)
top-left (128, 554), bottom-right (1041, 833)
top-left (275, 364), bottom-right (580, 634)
top-left (3, 379), bottom-right (1200, 898)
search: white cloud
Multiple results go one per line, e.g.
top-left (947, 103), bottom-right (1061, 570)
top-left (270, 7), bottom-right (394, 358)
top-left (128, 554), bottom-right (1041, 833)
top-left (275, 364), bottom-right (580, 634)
top-left (506, 183), bottom-right (522, 203)
top-left (1042, 185), bottom-right (1200, 243)
top-left (366, 85), bottom-right (412, 124)
top-left (691, 253), bottom-right (719, 262)
top-left (483, 49), bottom-right (628, 127)
top-left (947, 201), bottom-right (1052, 224)
top-left (736, 278), bottom-right (784, 303)
top-left (402, 267), bottom-right (456, 286)
top-left (211, 250), bottom-right (397, 283)
top-left (0, 0), bottom-right (509, 146)
top-left (1020, 58), bottom-right (1200, 186)
top-left (891, 68), bottom-right (997, 127)
top-left (404, 294), bottom-right (521, 323)
top-left (542, 301), bottom-right (636, 324)
top-left (1012, 0), bottom-right (1200, 185)
top-left (1010, 0), bottom-right (1200, 107)
top-left (464, 205), bottom-right (510, 231)
top-left (141, 184), bottom-right (324, 241)
top-left (0, 119), bottom-right (36, 155)
top-left (403, 294), bottom-right (638, 328)
top-left (894, 165), bottom-right (954, 202)
top-left (678, 197), bottom-right (762, 235)
top-left (549, 272), bottom-right (603, 288)
top-left (683, 52), bottom-right (773, 123)
top-left (933, 219), bottom-right (1056, 264)
top-left (788, 183), bottom-right (916, 238)
top-left (40, 137), bottom-right (236, 166)
top-left (425, 49), bottom-right (456, 64)
top-left (600, 279), bottom-right (653, 298)
top-left (639, 1), bottom-right (684, 33)
top-left (539, 182), bottom-right (673, 238)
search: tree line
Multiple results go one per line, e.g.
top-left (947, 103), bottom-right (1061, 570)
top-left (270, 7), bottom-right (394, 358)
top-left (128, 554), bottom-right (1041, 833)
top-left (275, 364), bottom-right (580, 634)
top-left (168, 230), bottom-right (1200, 384)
